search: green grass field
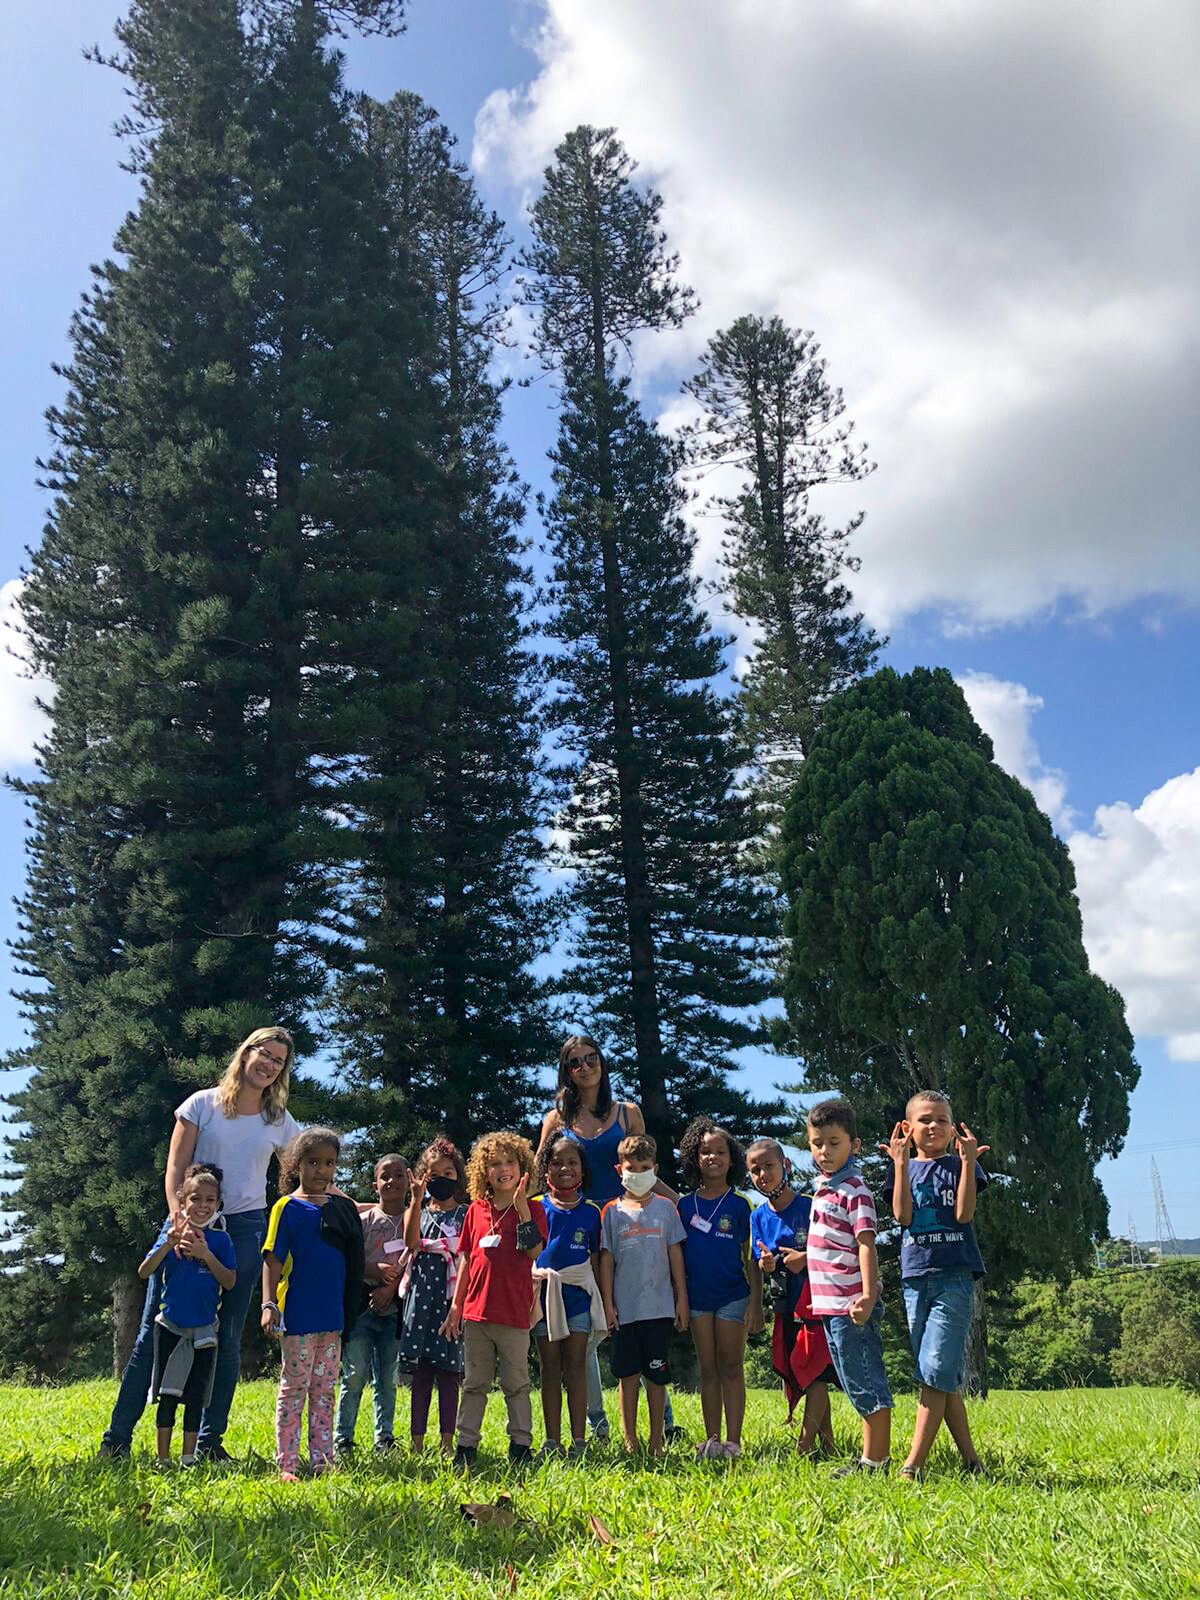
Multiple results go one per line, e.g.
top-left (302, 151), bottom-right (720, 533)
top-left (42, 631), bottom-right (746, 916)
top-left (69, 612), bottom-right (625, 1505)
top-left (1, 1381), bottom-right (1197, 1599)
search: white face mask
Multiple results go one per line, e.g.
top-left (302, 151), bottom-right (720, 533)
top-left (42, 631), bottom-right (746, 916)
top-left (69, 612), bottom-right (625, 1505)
top-left (621, 1168), bottom-right (657, 1196)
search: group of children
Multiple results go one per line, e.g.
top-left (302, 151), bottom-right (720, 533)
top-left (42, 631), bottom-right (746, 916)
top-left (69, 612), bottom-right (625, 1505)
top-left (142, 1090), bottom-right (989, 1481)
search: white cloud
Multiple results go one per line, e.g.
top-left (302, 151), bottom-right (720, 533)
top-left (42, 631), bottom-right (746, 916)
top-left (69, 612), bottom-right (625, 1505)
top-left (0, 578), bottom-right (49, 770)
top-left (957, 670), bottom-right (1070, 825)
top-left (1067, 770), bottom-right (1200, 1063)
top-left (474, 0), bottom-right (1200, 629)
top-left (960, 665), bottom-right (1200, 1062)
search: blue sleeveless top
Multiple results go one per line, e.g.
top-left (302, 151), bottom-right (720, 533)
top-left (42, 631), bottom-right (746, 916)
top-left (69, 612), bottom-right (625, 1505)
top-left (562, 1104), bottom-right (628, 1207)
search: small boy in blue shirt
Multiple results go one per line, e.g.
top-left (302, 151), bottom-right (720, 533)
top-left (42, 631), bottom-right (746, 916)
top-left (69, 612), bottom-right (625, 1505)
top-left (882, 1089), bottom-right (988, 1478)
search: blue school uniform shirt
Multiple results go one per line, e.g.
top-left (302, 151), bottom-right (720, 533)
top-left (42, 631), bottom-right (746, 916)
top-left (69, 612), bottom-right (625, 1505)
top-left (148, 1220), bottom-right (236, 1328)
top-left (263, 1194), bottom-right (348, 1336)
top-left (537, 1195), bottom-right (602, 1321)
top-left (900, 1156), bottom-right (988, 1278)
top-left (749, 1192), bottom-right (811, 1317)
top-left (678, 1189), bottom-right (751, 1313)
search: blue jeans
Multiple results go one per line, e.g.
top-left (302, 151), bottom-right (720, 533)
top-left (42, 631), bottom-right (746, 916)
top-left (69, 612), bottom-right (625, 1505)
top-left (823, 1301), bottom-right (893, 1418)
top-left (902, 1269), bottom-right (974, 1392)
top-left (334, 1309), bottom-right (398, 1445)
top-left (102, 1266), bottom-right (163, 1450)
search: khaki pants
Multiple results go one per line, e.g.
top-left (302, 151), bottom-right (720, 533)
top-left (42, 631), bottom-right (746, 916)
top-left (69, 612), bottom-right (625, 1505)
top-left (456, 1320), bottom-right (532, 1447)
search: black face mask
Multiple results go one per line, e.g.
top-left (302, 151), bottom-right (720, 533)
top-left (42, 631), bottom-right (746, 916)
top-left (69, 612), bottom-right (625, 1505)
top-left (426, 1175), bottom-right (459, 1202)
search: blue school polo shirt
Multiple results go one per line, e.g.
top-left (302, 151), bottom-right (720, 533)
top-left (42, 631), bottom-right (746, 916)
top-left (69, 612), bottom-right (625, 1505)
top-left (150, 1221), bottom-right (236, 1328)
top-left (749, 1191), bottom-right (811, 1317)
top-left (678, 1189), bottom-right (751, 1313)
top-left (537, 1195), bottom-right (602, 1320)
top-left (263, 1194), bottom-right (347, 1336)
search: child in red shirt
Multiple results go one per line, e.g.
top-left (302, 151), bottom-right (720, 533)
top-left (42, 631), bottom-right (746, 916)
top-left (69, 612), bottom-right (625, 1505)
top-left (445, 1130), bottom-right (546, 1467)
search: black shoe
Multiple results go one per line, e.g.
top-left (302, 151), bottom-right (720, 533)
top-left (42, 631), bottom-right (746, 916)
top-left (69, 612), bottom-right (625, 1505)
top-left (194, 1440), bottom-right (236, 1465)
top-left (508, 1442), bottom-right (534, 1465)
top-left (334, 1438), bottom-right (355, 1459)
top-left (375, 1437), bottom-right (395, 1454)
top-left (454, 1445), bottom-right (477, 1470)
top-left (96, 1439), bottom-right (130, 1461)
top-left (664, 1425), bottom-right (685, 1446)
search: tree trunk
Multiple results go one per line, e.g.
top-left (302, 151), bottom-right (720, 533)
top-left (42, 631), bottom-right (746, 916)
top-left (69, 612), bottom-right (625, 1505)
top-left (111, 1273), bottom-right (144, 1377)
top-left (964, 1282), bottom-right (989, 1398)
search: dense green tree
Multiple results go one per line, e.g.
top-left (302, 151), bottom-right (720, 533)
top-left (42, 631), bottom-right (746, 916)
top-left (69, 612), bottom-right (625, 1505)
top-left (520, 127), bottom-right (783, 1161)
top-left (685, 315), bottom-right (880, 819)
top-left (329, 92), bottom-right (553, 1152)
top-left (3, 0), bottom-right (431, 1370)
top-left (778, 666), bottom-right (1139, 1291)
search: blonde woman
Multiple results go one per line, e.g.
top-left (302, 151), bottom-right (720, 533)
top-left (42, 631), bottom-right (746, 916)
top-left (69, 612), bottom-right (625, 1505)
top-left (99, 1027), bottom-right (301, 1463)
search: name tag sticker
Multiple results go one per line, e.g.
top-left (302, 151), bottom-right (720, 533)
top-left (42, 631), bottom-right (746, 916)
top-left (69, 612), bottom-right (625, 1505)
top-left (690, 1215), bottom-right (712, 1234)
top-left (383, 1239), bottom-right (406, 1255)
top-left (441, 1230), bottom-right (459, 1245)
top-left (480, 1233), bottom-right (502, 1249)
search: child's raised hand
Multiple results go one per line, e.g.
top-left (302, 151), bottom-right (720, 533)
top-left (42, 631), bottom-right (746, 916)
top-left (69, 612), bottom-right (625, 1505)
top-left (757, 1248), bottom-right (778, 1273)
top-left (955, 1124), bottom-right (990, 1163)
top-left (513, 1172), bottom-right (531, 1220)
top-left (877, 1122), bottom-right (911, 1164)
top-left (409, 1175), bottom-right (427, 1206)
top-left (779, 1245), bottom-right (806, 1275)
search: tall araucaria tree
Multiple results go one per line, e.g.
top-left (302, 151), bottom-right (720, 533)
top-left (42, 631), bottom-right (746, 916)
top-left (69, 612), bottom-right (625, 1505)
top-left (328, 92), bottom-right (554, 1154)
top-left (3, 0), bottom-right (434, 1369)
top-left (519, 126), bottom-right (784, 1164)
top-left (686, 315), bottom-right (881, 820)
top-left (778, 666), bottom-right (1139, 1296)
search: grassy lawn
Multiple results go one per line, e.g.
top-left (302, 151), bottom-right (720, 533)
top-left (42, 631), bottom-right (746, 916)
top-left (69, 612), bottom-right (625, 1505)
top-left (0, 1380), bottom-right (1197, 1598)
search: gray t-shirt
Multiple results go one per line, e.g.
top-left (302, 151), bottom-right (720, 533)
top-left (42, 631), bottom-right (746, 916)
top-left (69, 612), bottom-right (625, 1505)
top-left (600, 1194), bottom-right (686, 1323)
top-left (176, 1088), bottom-right (301, 1215)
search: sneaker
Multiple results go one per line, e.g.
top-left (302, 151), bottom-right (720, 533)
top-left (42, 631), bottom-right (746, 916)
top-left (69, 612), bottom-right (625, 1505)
top-left (534, 1440), bottom-right (565, 1464)
top-left (180, 1453), bottom-right (197, 1468)
top-left (334, 1438), bottom-right (355, 1459)
top-left (375, 1437), bottom-right (395, 1454)
top-left (567, 1440), bottom-right (589, 1461)
top-left (664, 1425), bottom-right (686, 1446)
top-left (152, 1458), bottom-right (172, 1473)
top-left (453, 1444), bottom-right (477, 1470)
top-left (962, 1458), bottom-right (990, 1479)
top-left (696, 1437), bottom-right (723, 1460)
top-left (194, 1440), bottom-right (236, 1465)
top-left (722, 1441), bottom-right (741, 1460)
top-left (508, 1442), bottom-right (534, 1465)
top-left (96, 1440), bottom-right (130, 1462)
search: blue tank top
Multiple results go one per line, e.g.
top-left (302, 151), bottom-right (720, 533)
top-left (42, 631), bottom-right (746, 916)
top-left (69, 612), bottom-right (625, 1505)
top-left (563, 1105), bottom-right (628, 1207)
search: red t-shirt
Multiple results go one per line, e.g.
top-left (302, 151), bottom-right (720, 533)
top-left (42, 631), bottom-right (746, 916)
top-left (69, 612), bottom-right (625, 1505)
top-left (458, 1197), bottom-right (548, 1328)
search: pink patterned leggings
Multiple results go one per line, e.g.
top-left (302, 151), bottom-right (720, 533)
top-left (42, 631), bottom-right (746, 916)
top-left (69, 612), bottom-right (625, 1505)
top-left (276, 1332), bottom-right (341, 1472)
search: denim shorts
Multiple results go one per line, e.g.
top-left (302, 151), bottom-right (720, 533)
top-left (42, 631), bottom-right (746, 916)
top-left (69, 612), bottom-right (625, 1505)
top-left (902, 1268), bottom-right (974, 1392)
top-left (822, 1301), bottom-right (893, 1418)
top-left (532, 1309), bottom-right (592, 1340)
top-left (715, 1295), bottom-right (750, 1323)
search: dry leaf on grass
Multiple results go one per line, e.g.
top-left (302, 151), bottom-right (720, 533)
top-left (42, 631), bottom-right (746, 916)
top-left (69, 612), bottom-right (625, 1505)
top-left (588, 1514), bottom-right (616, 1545)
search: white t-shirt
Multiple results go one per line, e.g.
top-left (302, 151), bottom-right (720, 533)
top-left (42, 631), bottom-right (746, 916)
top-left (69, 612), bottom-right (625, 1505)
top-left (176, 1088), bottom-right (301, 1215)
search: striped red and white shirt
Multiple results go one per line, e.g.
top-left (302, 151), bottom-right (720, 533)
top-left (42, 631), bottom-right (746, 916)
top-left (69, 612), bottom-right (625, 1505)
top-left (807, 1165), bottom-right (878, 1317)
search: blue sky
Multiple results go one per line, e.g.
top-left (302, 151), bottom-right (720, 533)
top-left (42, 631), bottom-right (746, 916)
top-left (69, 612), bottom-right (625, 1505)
top-left (2, 1), bottom-right (1197, 1238)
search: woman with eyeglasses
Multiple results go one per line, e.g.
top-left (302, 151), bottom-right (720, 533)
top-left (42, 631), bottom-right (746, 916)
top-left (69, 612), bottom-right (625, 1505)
top-left (536, 1035), bottom-right (678, 1442)
top-left (99, 1026), bottom-right (302, 1464)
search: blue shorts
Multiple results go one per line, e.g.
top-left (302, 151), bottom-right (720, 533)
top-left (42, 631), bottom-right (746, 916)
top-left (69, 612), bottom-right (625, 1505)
top-left (692, 1295), bottom-right (750, 1323)
top-left (902, 1268), bottom-right (974, 1393)
top-left (822, 1301), bottom-right (893, 1418)
top-left (532, 1310), bottom-right (592, 1340)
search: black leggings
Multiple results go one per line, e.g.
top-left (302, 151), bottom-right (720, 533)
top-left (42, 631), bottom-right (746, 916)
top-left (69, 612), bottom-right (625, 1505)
top-left (154, 1332), bottom-right (215, 1434)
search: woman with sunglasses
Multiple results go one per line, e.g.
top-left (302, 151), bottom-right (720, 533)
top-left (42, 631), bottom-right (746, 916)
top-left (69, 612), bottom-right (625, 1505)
top-left (537, 1035), bottom-right (678, 1442)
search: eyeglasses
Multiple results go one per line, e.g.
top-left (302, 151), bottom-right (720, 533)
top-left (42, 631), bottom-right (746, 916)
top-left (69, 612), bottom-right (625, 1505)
top-left (567, 1052), bottom-right (600, 1071)
top-left (253, 1047), bottom-right (288, 1069)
